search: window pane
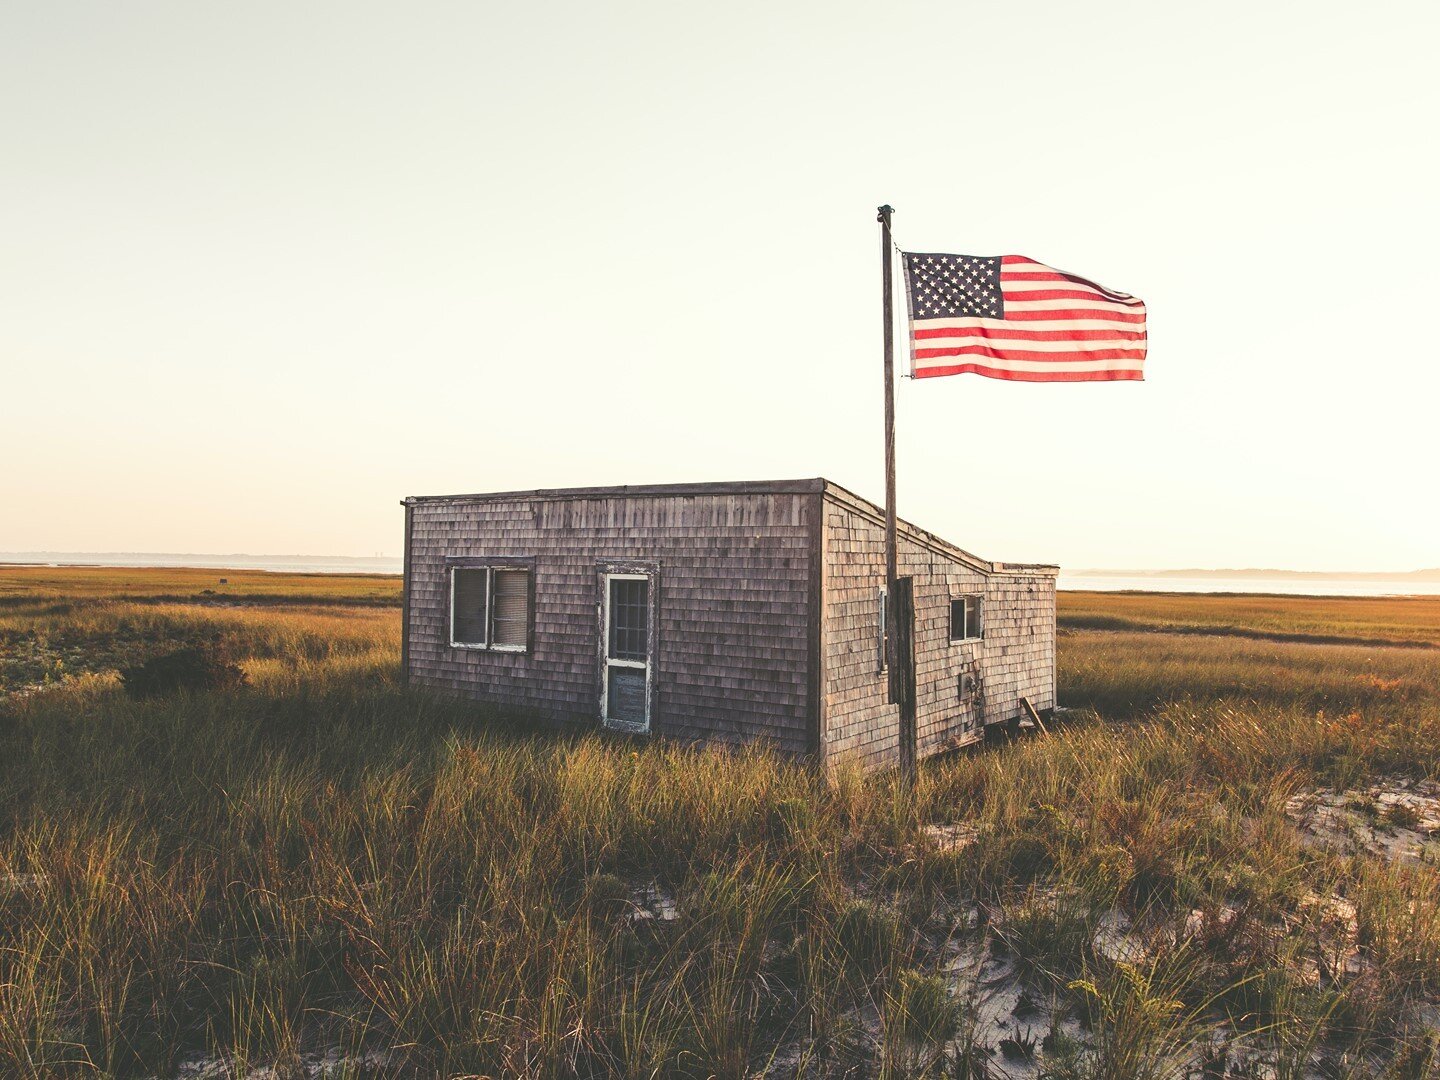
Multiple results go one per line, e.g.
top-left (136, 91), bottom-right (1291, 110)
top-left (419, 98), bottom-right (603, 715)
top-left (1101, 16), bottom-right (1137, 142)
top-left (967, 597), bottom-right (982, 640)
top-left (879, 589), bottom-right (888, 669)
top-left (609, 578), bottom-right (649, 661)
top-left (491, 569), bottom-right (529, 648)
top-left (950, 598), bottom-right (965, 641)
top-left (607, 667), bottom-right (647, 723)
top-left (452, 569), bottom-right (488, 645)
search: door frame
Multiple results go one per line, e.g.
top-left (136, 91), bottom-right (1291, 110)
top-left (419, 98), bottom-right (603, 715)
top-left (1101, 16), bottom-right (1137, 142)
top-left (597, 561), bottom-right (659, 733)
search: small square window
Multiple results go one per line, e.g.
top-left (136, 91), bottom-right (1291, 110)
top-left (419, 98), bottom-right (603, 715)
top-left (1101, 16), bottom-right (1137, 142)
top-left (949, 595), bottom-right (982, 642)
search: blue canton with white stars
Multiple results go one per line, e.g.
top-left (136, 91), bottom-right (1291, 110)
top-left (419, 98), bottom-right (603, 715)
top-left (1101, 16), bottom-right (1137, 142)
top-left (903, 253), bottom-right (1004, 320)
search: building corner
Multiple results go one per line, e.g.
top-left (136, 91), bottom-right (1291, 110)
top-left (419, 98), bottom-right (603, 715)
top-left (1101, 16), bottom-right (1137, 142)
top-left (807, 489), bottom-right (828, 765)
top-left (401, 499), bottom-right (413, 686)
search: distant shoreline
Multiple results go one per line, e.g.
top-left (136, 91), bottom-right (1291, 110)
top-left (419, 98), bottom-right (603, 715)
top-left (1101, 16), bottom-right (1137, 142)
top-left (4, 554), bottom-right (1440, 598)
top-left (0, 553), bottom-right (403, 576)
top-left (1071, 567), bottom-right (1440, 583)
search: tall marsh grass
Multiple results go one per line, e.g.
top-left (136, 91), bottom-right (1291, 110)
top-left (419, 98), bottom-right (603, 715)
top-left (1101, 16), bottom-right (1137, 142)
top-left (1058, 590), bottom-right (1440, 647)
top-left (1, 574), bottom-right (1438, 1076)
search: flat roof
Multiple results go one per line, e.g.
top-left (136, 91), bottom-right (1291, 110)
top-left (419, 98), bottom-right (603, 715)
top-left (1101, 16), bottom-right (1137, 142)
top-left (405, 478), bottom-right (825, 504)
top-left (403, 478), bottom-right (1058, 574)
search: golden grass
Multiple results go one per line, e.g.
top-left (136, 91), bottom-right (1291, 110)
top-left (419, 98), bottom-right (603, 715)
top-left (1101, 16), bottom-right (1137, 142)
top-left (1060, 589), bottom-right (1440, 648)
top-left (1059, 627), bottom-right (1440, 724)
top-left (0, 565), bottom-right (400, 605)
top-left (0, 599), bottom-right (397, 694)
top-left (1, 570), bottom-right (1438, 1076)
top-left (0, 567), bottom-right (400, 694)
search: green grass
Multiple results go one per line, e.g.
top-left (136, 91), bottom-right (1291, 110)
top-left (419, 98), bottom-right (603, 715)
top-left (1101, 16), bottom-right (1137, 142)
top-left (2, 570), bottom-right (1439, 1077)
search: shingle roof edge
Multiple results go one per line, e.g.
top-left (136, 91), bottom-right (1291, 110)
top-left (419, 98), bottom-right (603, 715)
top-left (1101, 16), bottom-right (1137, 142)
top-left (403, 478), bottom-right (826, 505)
top-left (401, 478), bottom-right (1059, 576)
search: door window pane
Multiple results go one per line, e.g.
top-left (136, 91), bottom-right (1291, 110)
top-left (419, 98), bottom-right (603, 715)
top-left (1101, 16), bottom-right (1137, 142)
top-left (606, 667), bottom-right (647, 724)
top-left (609, 578), bottom-right (649, 660)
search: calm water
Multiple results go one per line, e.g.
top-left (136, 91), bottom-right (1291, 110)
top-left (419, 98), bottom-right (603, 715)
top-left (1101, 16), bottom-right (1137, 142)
top-left (4, 554), bottom-right (1436, 598)
top-left (1, 552), bottom-right (404, 575)
top-left (1058, 573), bottom-right (1440, 597)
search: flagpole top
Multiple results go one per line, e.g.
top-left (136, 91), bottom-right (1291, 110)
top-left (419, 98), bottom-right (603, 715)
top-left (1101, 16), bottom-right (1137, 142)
top-left (877, 204), bottom-right (894, 222)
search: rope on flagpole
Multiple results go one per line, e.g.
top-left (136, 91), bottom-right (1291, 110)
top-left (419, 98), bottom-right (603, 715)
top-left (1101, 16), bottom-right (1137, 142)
top-left (890, 235), bottom-right (912, 379)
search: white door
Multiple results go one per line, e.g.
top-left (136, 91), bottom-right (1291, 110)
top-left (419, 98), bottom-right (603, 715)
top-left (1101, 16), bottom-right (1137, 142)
top-left (601, 573), bottom-right (652, 731)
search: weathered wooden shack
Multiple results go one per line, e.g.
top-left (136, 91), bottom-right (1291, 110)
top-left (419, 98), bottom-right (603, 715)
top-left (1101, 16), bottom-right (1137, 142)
top-left (402, 479), bottom-right (1055, 770)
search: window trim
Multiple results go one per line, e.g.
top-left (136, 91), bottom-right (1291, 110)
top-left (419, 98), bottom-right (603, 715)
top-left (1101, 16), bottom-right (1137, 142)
top-left (445, 556), bottom-right (535, 653)
top-left (949, 594), bottom-right (984, 644)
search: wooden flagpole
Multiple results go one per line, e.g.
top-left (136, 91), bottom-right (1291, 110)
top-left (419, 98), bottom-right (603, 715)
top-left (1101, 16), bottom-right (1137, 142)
top-left (878, 204), bottom-right (917, 777)
top-left (879, 204), bottom-right (897, 611)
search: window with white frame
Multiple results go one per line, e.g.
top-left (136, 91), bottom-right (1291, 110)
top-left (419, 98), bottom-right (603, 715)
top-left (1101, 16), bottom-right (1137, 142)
top-left (949, 595), bottom-right (983, 642)
top-left (449, 563), bottom-right (532, 651)
top-left (451, 568), bottom-right (490, 646)
top-left (877, 587), bottom-right (888, 672)
top-left (491, 569), bottom-right (529, 648)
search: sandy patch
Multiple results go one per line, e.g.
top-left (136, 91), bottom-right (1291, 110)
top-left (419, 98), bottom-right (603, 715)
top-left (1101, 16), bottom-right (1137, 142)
top-left (922, 822), bottom-right (985, 854)
top-left (169, 1048), bottom-right (392, 1079)
top-left (0, 872), bottom-right (50, 895)
top-left (628, 881), bottom-right (679, 923)
top-left (1285, 777), bottom-right (1440, 864)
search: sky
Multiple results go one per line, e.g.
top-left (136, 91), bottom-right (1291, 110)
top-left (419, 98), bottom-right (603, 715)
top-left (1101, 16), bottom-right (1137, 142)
top-left (3, 0), bottom-right (1437, 570)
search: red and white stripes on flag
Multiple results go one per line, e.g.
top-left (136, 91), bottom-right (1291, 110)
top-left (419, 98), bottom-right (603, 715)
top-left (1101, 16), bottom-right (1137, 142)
top-left (901, 252), bottom-right (1147, 382)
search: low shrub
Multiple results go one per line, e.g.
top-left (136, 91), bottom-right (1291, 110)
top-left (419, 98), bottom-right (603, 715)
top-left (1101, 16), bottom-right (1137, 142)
top-left (835, 897), bottom-right (902, 981)
top-left (119, 645), bottom-right (248, 698)
top-left (883, 968), bottom-right (960, 1074)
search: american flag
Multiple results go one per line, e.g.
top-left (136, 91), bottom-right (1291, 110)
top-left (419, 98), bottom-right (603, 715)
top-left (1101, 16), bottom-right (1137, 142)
top-left (901, 252), bottom-right (1147, 382)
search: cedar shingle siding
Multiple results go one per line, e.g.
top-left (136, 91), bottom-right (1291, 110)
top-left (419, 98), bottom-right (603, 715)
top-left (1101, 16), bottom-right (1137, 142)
top-left (403, 479), bottom-right (1056, 769)
top-left (405, 484), bottom-right (816, 756)
top-left (819, 488), bottom-right (1056, 771)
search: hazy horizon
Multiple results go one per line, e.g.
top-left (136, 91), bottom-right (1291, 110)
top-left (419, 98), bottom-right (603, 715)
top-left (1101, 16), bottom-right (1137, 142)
top-left (3, 549), bottom-right (1437, 579)
top-left (4, 1), bottom-right (1437, 570)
